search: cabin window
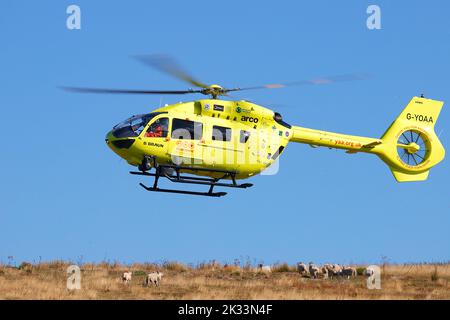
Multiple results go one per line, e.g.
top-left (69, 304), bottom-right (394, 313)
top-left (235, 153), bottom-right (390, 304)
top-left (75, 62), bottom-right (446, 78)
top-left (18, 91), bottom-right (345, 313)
top-left (212, 125), bottom-right (232, 142)
top-left (145, 117), bottom-right (169, 138)
top-left (240, 130), bottom-right (250, 143)
top-left (171, 118), bottom-right (203, 140)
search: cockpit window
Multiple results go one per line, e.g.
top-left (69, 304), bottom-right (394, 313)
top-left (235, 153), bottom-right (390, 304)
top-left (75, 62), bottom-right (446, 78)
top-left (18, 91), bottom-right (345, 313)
top-left (112, 112), bottom-right (166, 138)
top-left (145, 117), bottom-right (169, 138)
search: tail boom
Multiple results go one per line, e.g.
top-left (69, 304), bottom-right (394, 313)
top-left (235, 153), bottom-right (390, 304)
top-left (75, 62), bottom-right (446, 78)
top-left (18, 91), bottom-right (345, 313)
top-left (289, 96), bottom-right (445, 182)
top-left (290, 126), bottom-right (381, 153)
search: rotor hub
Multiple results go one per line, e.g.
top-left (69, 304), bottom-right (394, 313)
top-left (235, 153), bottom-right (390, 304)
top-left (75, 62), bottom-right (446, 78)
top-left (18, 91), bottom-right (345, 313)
top-left (405, 142), bottom-right (420, 154)
top-left (202, 84), bottom-right (225, 99)
top-left (396, 129), bottom-right (429, 166)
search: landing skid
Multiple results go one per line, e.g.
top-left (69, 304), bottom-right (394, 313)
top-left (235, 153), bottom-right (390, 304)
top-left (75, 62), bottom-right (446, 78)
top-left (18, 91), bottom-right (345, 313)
top-left (130, 164), bottom-right (253, 197)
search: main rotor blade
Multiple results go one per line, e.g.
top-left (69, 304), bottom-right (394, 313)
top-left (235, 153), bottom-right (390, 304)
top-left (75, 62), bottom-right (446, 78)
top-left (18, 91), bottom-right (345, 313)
top-left (224, 73), bottom-right (371, 93)
top-left (61, 87), bottom-right (203, 95)
top-left (133, 54), bottom-right (209, 89)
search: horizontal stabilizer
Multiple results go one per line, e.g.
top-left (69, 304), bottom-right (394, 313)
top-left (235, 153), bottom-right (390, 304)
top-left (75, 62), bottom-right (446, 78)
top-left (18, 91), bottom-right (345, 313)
top-left (363, 141), bottom-right (382, 148)
top-left (390, 169), bottom-right (429, 182)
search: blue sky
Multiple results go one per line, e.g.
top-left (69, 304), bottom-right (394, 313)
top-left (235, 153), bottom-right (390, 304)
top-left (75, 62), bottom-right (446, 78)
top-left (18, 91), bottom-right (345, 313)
top-left (1, 0), bottom-right (449, 266)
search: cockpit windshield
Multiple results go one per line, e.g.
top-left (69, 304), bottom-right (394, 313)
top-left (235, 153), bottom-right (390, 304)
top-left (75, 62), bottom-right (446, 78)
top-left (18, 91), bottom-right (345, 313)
top-left (112, 113), bottom-right (165, 138)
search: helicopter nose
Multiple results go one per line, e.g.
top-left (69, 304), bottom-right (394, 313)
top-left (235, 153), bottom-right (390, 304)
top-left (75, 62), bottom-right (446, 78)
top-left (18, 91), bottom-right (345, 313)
top-left (105, 130), bottom-right (113, 146)
top-left (105, 130), bottom-right (136, 150)
top-left (105, 130), bottom-right (142, 167)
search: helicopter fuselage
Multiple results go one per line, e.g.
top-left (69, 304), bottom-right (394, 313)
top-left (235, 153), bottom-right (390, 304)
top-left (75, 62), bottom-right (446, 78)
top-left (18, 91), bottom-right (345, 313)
top-left (106, 99), bottom-right (292, 179)
top-left (105, 96), bottom-right (445, 185)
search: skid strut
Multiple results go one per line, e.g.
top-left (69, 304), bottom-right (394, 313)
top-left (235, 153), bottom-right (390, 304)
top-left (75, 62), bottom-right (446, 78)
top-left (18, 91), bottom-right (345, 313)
top-left (130, 164), bottom-right (252, 197)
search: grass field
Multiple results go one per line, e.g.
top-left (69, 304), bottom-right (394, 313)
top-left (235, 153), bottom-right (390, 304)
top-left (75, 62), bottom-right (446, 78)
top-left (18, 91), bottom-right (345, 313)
top-left (1, 261), bottom-right (450, 299)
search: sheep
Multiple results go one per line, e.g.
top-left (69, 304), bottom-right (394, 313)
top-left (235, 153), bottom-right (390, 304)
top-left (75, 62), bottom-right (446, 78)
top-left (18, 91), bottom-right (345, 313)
top-left (341, 266), bottom-right (357, 279)
top-left (297, 262), bottom-right (309, 276)
top-left (145, 271), bottom-right (163, 287)
top-left (308, 263), bottom-right (320, 279)
top-left (121, 271), bottom-right (132, 284)
top-left (332, 264), bottom-right (342, 273)
top-left (322, 263), bottom-right (333, 272)
top-left (323, 264), bottom-right (342, 279)
top-left (257, 264), bottom-right (272, 273)
top-left (321, 266), bottom-right (329, 279)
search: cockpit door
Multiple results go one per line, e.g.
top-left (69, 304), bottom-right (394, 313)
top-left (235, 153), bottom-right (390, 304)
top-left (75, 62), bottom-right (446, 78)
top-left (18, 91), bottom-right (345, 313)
top-left (141, 116), bottom-right (170, 159)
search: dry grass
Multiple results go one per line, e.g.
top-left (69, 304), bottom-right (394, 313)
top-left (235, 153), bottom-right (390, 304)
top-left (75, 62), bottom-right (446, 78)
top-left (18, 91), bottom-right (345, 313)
top-left (1, 262), bottom-right (450, 300)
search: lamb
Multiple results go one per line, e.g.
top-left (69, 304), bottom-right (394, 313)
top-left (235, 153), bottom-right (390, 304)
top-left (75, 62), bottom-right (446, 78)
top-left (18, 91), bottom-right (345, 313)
top-left (121, 271), bottom-right (132, 284)
top-left (145, 271), bottom-right (163, 287)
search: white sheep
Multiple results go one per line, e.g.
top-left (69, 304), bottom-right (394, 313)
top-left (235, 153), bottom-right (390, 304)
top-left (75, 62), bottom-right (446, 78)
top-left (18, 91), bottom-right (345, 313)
top-left (145, 271), bottom-right (163, 287)
top-left (324, 264), bottom-right (342, 279)
top-left (121, 271), bottom-right (132, 284)
top-left (257, 264), bottom-right (272, 273)
top-left (297, 262), bottom-right (309, 276)
top-left (332, 264), bottom-right (343, 272)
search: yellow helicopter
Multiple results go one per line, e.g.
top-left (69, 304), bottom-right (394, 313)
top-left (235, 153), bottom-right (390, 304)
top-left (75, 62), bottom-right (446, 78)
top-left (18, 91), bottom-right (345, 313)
top-left (65, 55), bottom-right (445, 197)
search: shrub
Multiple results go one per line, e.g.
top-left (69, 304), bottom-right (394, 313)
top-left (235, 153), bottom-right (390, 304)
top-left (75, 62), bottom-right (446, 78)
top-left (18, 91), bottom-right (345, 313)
top-left (431, 266), bottom-right (439, 281)
top-left (197, 260), bottom-right (221, 270)
top-left (356, 267), bottom-right (366, 276)
top-left (47, 260), bottom-right (67, 269)
top-left (272, 263), bottom-right (293, 273)
top-left (19, 262), bottom-right (33, 273)
top-left (223, 265), bottom-right (241, 273)
top-left (163, 261), bottom-right (188, 272)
